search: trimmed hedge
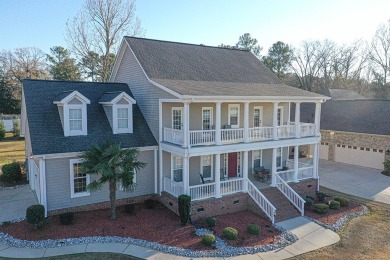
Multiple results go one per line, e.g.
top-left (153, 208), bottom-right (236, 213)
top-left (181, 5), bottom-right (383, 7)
top-left (329, 200), bottom-right (341, 210)
top-left (178, 195), bottom-right (191, 226)
top-left (26, 204), bottom-right (45, 229)
top-left (223, 227), bottom-right (238, 240)
top-left (0, 162), bottom-right (22, 183)
top-left (334, 197), bottom-right (350, 207)
top-left (314, 203), bottom-right (329, 214)
top-left (205, 217), bottom-right (216, 227)
top-left (202, 234), bottom-right (216, 246)
top-left (247, 224), bottom-right (260, 235)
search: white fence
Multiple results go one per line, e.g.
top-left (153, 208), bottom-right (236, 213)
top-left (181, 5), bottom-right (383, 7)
top-left (0, 119), bottom-right (20, 132)
top-left (248, 180), bottom-right (276, 224)
top-left (275, 174), bottom-right (305, 216)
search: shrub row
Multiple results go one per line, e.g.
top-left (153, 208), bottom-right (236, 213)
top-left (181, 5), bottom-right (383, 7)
top-left (0, 162), bottom-right (22, 183)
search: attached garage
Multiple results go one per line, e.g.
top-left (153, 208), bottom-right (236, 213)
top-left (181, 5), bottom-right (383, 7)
top-left (319, 142), bottom-right (329, 160)
top-left (334, 144), bottom-right (385, 170)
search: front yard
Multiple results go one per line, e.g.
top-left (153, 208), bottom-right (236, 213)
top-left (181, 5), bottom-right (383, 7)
top-left (0, 133), bottom-right (25, 168)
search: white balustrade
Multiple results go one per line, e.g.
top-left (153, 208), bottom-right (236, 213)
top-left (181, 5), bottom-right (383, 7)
top-left (275, 174), bottom-right (305, 216)
top-left (189, 130), bottom-right (216, 146)
top-left (247, 180), bottom-right (276, 224)
top-left (276, 169), bottom-right (295, 182)
top-left (189, 183), bottom-right (216, 201)
top-left (163, 177), bottom-right (184, 197)
top-left (300, 123), bottom-right (316, 137)
top-left (221, 128), bottom-right (245, 143)
top-left (220, 178), bottom-right (244, 195)
top-left (277, 125), bottom-right (296, 139)
top-left (248, 127), bottom-right (274, 141)
top-left (163, 128), bottom-right (184, 145)
top-left (297, 166), bottom-right (314, 180)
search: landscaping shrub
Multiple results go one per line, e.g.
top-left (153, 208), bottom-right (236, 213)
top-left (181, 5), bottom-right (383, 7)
top-left (13, 120), bottom-right (20, 137)
top-left (304, 197), bottom-right (313, 209)
top-left (334, 197), bottom-right (350, 207)
top-left (59, 212), bottom-right (74, 225)
top-left (247, 224), bottom-right (260, 235)
top-left (314, 203), bottom-right (329, 215)
top-left (316, 191), bottom-right (327, 202)
top-left (26, 204), bottom-right (45, 229)
top-left (0, 162), bottom-right (22, 183)
top-left (0, 121), bottom-right (5, 141)
top-left (223, 227), bottom-right (238, 240)
top-left (384, 160), bottom-right (390, 173)
top-left (205, 217), bottom-right (216, 227)
top-left (329, 200), bottom-right (341, 210)
top-left (178, 195), bottom-right (191, 226)
top-left (144, 198), bottom-right (156, 209)
top-left (124, 204), bottom-right (136, 215)
top-left (202, 234), bottom-right (216, 246)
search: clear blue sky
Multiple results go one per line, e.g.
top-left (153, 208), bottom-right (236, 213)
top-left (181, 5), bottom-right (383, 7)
top-left (1, 0), bottom-right (390, 54)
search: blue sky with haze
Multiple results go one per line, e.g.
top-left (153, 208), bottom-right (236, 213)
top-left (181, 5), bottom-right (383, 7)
top-left (1, 0), bottom-right (390, 54)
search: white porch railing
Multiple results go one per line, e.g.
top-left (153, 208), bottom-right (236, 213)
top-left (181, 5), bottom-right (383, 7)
top-left (277, 125), bottom-right (295, 139)
top-left (221, 128), bottom-right (244, 143)
top-left (163, 177), bottom-right (184, 197)
top-left (286, 159), bottom-right (309, 169)
top-left (275, 174), bottom-right (305, 216)
top-left (248, 180), bottom-right (276, 224)
top-left (220, 178), bottom-right (244, 195)
top-left (190, 183), bottom-right (216, 201)
top-left (276, 169), bottom-right (295, 182)
top-left (189, 130), bottom-right (216, 146)
top-left (163, 128), bottom-right (183, 145)
top-left (300, 123), bottom-right (316, 137)
top-left (248, 127), bottom-right (273, 141)
top-left (297, 166), bottom-right (314, 180)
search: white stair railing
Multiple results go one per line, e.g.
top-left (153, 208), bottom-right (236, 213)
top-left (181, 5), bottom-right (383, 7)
top-left (163, 177), bottom-right (184, 197)
top-left (247, 180), bottom-right (276, 224)
top-left (275, 174), bottom-right (305, 216)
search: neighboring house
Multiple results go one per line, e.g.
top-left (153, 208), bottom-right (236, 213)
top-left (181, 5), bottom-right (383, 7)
top-left (299, 100), bottom-right (390, 170)
top-left (21, 80), bottom-right (158, 216)
top-left (110, 37), bottom-right (329, 223)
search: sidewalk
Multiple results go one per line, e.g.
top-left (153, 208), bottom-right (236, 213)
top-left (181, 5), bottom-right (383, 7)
top-left (0, 217), bottom-right (339, 259)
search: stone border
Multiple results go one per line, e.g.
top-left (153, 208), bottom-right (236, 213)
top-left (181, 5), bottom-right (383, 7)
top-left (0, 220), bottom-right (297, 258)
top-left (305, 204), bottom-right (368, 232)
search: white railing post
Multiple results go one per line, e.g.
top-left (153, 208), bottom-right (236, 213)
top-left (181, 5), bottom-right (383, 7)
top-left (183, 156), bottom-right (189, 195)
top-left (294, 145), bottom-right (299, 182)
top-left (243, 151), bottom-right (249, 191)
top-left (295, 102), bottom-right (301, 138)
top-left (215, 153), bottom-right (221, 198)
top-left (244, 102), bottom-right (250, 143)
top-left (182, 101), bottom-right (190, 148)
top-left (315, 102), bottom-right (321, 135)
top-left (215, 102), bottom-right (222, 145)
top-left (273, 102), bottom-right (279, 140)
top-left (271, 148), bottom-right (277, 186)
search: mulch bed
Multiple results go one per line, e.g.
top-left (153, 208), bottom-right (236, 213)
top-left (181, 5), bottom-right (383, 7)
top-left (198, 210), bottom-right (281, 247)
top-left (305, 201), bottom-right (364, 225)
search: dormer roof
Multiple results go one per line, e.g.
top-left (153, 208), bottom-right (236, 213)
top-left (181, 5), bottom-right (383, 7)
top-left (53, 90), bottom-right (91, 104)
top-left (99, 91), bottom-right (136, 105)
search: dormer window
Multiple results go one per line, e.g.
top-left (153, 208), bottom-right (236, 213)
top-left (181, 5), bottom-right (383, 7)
top-left (99, 91), bottom-right (136, 134)
top-left (53, 91), bottom-right (90, 137)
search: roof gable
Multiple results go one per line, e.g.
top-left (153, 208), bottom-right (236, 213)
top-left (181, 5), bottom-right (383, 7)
top-left (53, 90), bottom-right (91, 104)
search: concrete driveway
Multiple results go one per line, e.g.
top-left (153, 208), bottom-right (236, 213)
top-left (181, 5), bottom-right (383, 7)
top-left (0, 185), bottom-right (38, 222)
top-left (319, 159), bottom-right (390, 204)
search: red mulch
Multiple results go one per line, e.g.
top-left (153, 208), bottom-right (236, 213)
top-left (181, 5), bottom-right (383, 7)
top-left (199, 210), bottom-right (281, 247)
top-left (305, 201), bottom-right (364, 225)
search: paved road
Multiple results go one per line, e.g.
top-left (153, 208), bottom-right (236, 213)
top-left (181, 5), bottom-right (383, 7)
top-left (319, 159), bottom-right (390, 204)
top-left (0, 185), bottom-right (38, 222)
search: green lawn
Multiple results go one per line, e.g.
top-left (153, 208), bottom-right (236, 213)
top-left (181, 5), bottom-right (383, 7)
top-left (0, 133), bottom-right (25, 168)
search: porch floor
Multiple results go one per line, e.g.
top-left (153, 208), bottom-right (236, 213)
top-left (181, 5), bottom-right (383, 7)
top-left (248, 173), bottom-right (272, 190)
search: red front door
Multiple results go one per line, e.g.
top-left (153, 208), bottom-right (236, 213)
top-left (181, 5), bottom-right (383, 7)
top-left (228, 153), bottom-right (238, 178)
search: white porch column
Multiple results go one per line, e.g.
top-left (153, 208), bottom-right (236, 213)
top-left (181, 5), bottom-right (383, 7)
top-left (159, 149), bottom-right (163, 195)
top-left (271, 148), bottom-right (277, 186)
top-left (215, 102), bottom-right (222, 145)
top-left (295, 102), bottom-right (301, 138)
top-left (273, 102), bottom-right (279, 140)
top-left (215, 153), bottom-right (221, 198)
top-left (183, 155), bottom-right (190, 195)
top-left (314, 102), bottom-right (321, 135)
top-left (294, 145), bottom-right (299, 182)
top-left (244, 102), bottom-right (250, 142)
top-left (182, 101), bottom-right (190, 148)
top-left (243, 151), bottom-right (249, 191)
top-left (313, 143), bottom-right (319, 178)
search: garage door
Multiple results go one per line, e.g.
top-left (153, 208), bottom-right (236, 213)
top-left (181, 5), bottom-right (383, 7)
top-left (335, 144), bottom-right (385, 170)
top-left (319, 142), bottom-right (329, 160)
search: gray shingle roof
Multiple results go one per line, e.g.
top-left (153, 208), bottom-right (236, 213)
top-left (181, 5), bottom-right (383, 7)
top-left (125, 37), bottom-right (325, 99)
top-left (98, 92), bottom-right (123, 103)
top-left (53, 91), bottom-right (74, 102)
top-left (23, 79), bottom-right (156, 156)
top-left (298, 100), bottom-right (390, 136)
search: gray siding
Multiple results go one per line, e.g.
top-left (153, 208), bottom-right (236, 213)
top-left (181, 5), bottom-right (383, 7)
top-left (113, 46), bottom-right (176, 141)
top-left (45, 150), bottom-right (155, 211)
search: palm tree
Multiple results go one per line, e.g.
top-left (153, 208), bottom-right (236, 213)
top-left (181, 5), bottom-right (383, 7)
top-left (80, 141), bottom-right (146, 220)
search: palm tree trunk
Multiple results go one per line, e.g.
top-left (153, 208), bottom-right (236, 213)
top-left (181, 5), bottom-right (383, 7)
top-left (109, 180), bottom-right (117, 220)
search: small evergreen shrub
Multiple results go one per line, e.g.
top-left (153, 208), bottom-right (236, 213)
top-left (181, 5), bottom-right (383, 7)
top-left (202, 234), bottom-right (216, 246)
top-left (316, 191), bottom-right (327, 202)
top-left (178, 195), bottom-right (191, 226)
top-left (13, 120), bottom-right (20, 137)
top-left (124, 204), bottom-right (136, 215)
top-left (0, 121), bottom-right (5, 141)
top-left (304, 197), bottom-right (313, 209)
top-left (329, 200), bottom-right (340, 210)
top-left (334, 197), bottom-right (350, 207)
top-left (205, 217), bottom-right (216, 227)
top-left (223, 227), bottom-right (238, 240)
top-left (0, 162), bottom-right (22, 183)
top-left (314, 203), bottom-right (329, 215)
top-left (144, 198), bottom-right (156, 209)
top-left (247, 224), bottom-right (260, 235)
top-left (59, 212), bottom-right (74, 225)
top-left (384, 160), bottom-right (390, 173)
top-left (26, 204), bottom-right (45, 229)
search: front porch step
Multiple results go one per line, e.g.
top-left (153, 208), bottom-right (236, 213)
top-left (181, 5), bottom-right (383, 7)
top-left (260, 187), bottom-right (301, 222)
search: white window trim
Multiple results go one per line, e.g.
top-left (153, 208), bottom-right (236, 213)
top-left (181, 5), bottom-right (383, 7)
top-left (113, 103), bottom-right (133, 134)
top-left (253, 106), bottom-right (263, 128)
top-left (171, 107), bottom-right (183, 130)
top-left (277, 106), bottom-right (284, 126)
top-left (171, 154), bottom-right (183, 182)
top-left (200, 155), bottom-right (213, 181)
top-left (202, 107), bottom-right (213, 130)
top-left (228, 104), bottom-right (240, 128)
top-left (69, 158), bottom-right (90, 198)
top-left (64, 102), bottom-right (88, 136)
top-left (252, 149), bottom-right (263, 173)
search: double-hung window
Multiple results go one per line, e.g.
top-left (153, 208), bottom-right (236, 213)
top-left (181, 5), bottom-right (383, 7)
top-left (69, 107), bottom-right (82, 131)
top-left (172, 156), bottom-right (183, 182)
top-left (172, 108), bottom-right (183, 130)
top-left (201, 155), bottom-right (212, 180)
top-left (228, 104), bottom-right (240, 128)
top-left (117, 107), bottom-right (129, 129)
top-left (70, 159), bottom-right (90, 198)
top-left (202, 107), bottom-right (213, 130)
top-left (253, 106), bottom-right (263, 128)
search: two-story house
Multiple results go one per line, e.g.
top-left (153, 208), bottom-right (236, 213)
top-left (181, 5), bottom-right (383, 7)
top-left (110, 37), bottom-right (329, 223)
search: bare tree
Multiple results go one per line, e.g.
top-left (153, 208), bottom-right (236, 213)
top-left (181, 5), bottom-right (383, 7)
top-left (66, 0), bottom-right (144, 82)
